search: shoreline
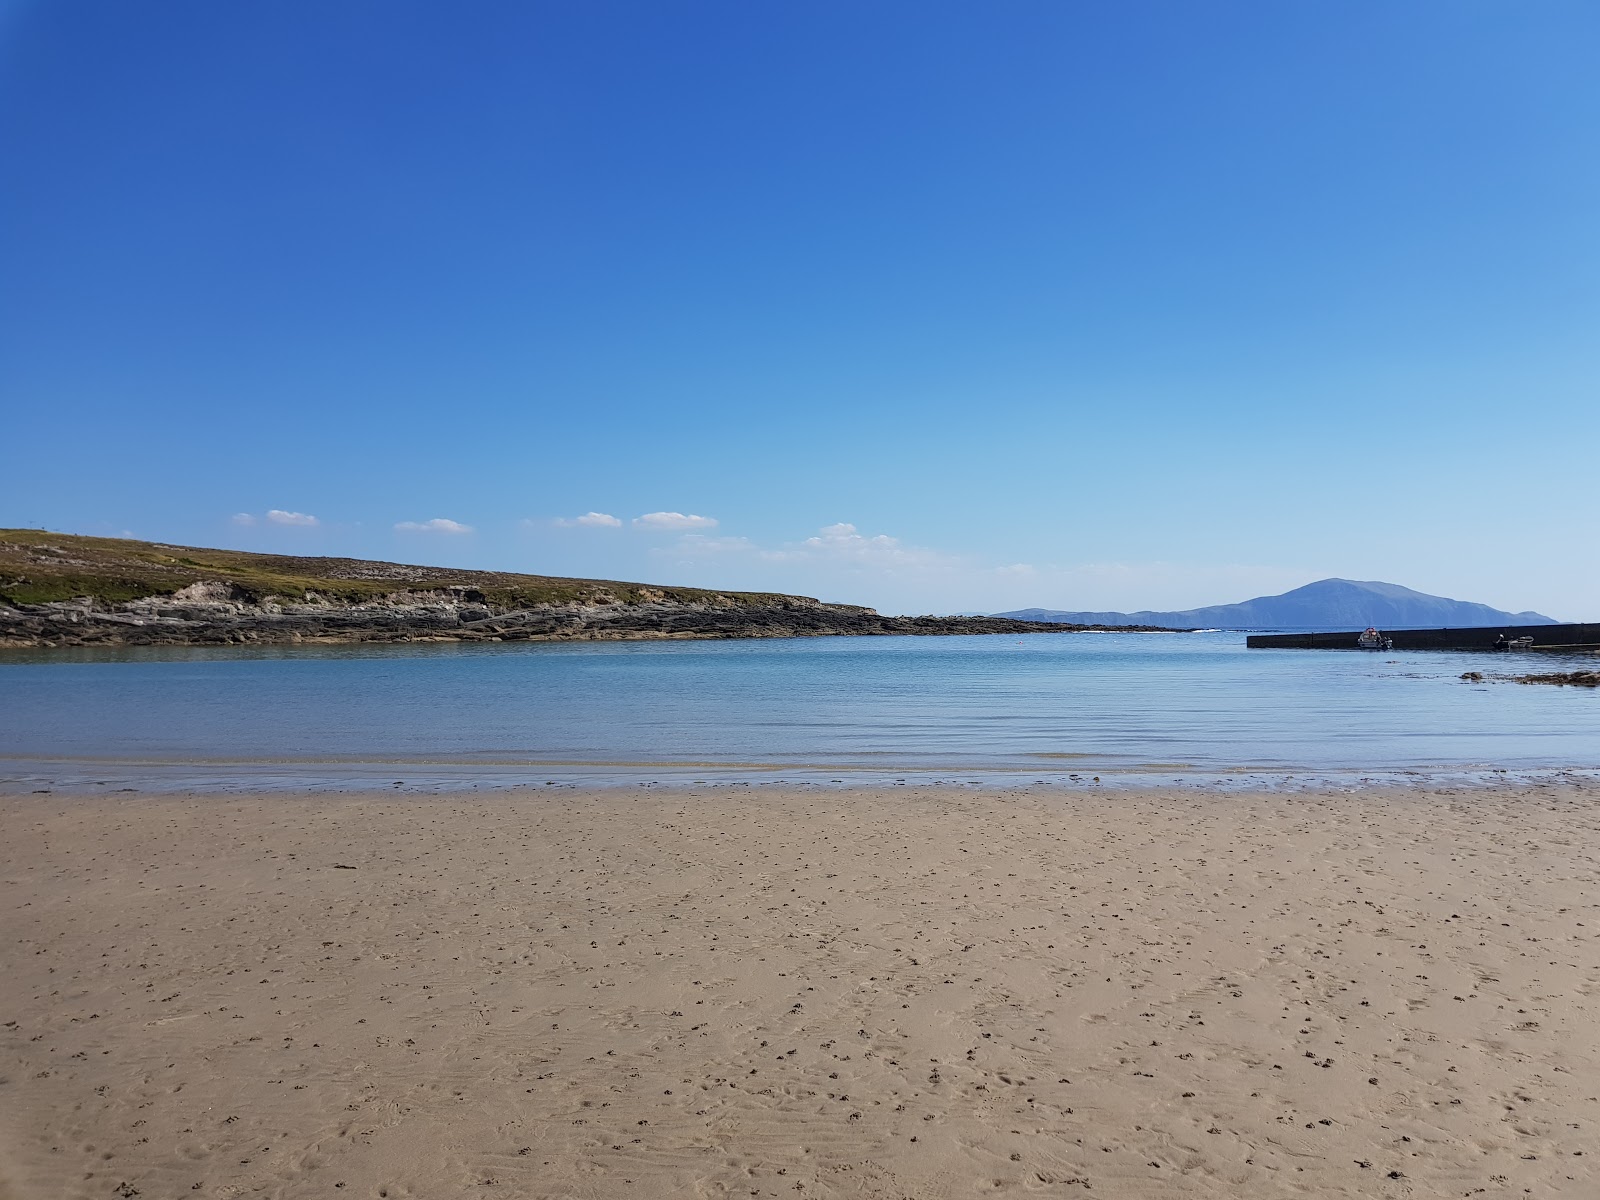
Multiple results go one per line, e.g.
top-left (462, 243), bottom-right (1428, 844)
top-left (5, 757), bottom-right (1600, 798)
top-left (4, 783), bottom-right (1598, 1197)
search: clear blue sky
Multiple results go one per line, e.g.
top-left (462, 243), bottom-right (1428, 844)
top-left (3, 1), bottom-right (1596, 616)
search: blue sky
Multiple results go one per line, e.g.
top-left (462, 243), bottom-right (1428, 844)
top-left (2, 1), bottom-right (1596, 617)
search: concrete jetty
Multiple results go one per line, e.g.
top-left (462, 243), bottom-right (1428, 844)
top-left (1247, 622), bottom-right (1600, 652)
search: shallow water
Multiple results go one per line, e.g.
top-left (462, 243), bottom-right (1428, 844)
top-left (0, 632), bottom-right (1595, 791)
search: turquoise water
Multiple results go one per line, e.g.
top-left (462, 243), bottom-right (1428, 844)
top-left (0, 632), bottom-right (1595, 791)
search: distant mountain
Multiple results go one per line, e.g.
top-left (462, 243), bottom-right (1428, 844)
top-left (996, 578), bottom-right (1559, 631)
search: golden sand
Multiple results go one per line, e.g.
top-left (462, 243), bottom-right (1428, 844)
top-left (3, 783), bottom-right (1598, 1198)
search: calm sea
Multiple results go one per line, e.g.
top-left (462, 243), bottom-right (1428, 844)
top-left (1, 632), bottom-right (1595, 792)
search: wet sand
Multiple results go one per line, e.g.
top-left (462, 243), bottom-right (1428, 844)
top-left (3, 783), bottom-right (1598, 1198)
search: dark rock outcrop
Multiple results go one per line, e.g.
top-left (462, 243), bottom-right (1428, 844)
top-left (1510, 671), bottom-right (1600, 688)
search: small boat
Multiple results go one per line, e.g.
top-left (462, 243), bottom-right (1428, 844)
top-left (1357, 627), bottom-right (1393, 651)
top-left (1493, 634), bottom-right (1536, 652)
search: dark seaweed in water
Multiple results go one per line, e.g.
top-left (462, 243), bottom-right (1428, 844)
top-left (1512, 671), bottom-right (1600, 688)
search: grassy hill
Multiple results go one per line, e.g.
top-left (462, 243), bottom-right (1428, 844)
top-left (0, 529), bottom-right (847, 612)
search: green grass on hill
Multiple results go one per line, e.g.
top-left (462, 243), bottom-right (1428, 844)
top-left (0, 529), bottom-right (834, 611)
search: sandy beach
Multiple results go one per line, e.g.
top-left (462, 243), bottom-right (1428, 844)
top-left (3, 782), bottom-right (1598, 1199)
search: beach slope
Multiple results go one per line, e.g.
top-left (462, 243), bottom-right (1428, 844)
top-left (3, 784), bottom-right (1597, 1197)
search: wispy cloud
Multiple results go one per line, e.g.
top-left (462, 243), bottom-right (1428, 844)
top-left (764, 523), bottom-right (957, 570)
top-left (663, 533), bottom-right (758, 555)
top-left (395, 517), bottom-right (473, 534)
top-left (998, 561), bottom-right (1311, 612)
top-left (707, 521), bottom-right (953, 572)
top-left (552, 511), bottom-right (622, 528)
top-left (634, 511), bottom-right (718, 530)
top-left (638, 519), bottom-right (1308, 615)
top-left (233, 509), bottom-right (319, 527)
top-left (652, 522), bottom-right (958, 572)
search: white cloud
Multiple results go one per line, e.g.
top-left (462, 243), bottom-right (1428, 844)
top-left (649, 521), bottom-right (961, 585)
top-left (654, 533), bottom-right (758, 556)
top-left (233, 509), bottom-right (318, 527)
top-left (764, 522), bottom-right (957, 570)
top-left (645, 521), bottom-right (956, 570)
top-left (267, 509), bottom-right (319, 527)
top-left (576, 511), bottom-right (1323, 616)
top-left (634, 511), bottom-right (719, 530)
top-left (552, 511), bottom-right (622, 528)
top-left (395, 517), bottom-right (473, 534)
top-left (624, 518), bottom-right (1309, 615)
top-left (804, 522), bottom-right (901, 558)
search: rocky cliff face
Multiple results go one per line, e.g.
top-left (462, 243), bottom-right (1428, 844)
top-left (0, 585), bottom-right (1106, 647)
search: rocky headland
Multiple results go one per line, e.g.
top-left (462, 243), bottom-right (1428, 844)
top-left (0, 530), bottom-right (1168, 648)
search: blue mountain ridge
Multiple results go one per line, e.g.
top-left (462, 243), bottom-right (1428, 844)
top-left (995, 578), bottom-right (1558, 631)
